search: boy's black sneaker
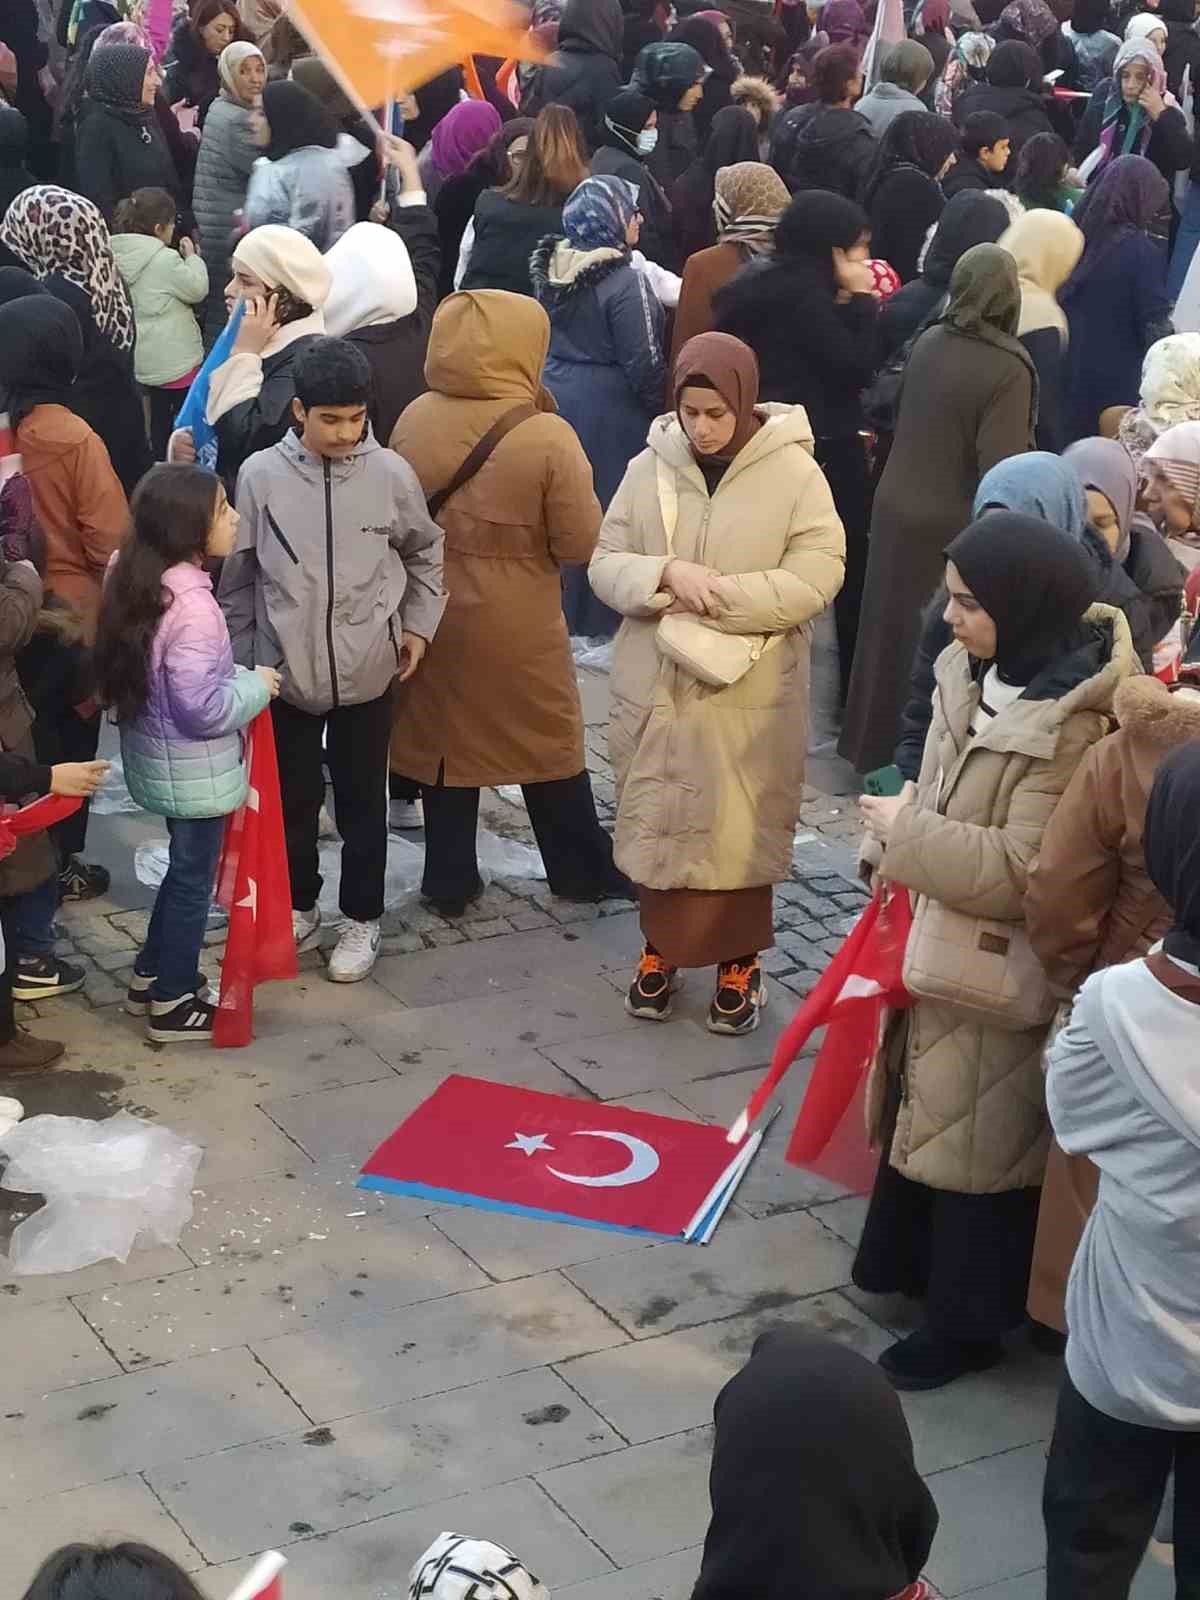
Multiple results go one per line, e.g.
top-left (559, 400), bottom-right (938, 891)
top-left (58, 856), bottom-right (110, 902)
top-left (706, 959), bottom-right (767, 1035)
top-left (126, 971), bottom-right (155, 1017)
top-left (625, 947), bottom-right (682, 1021)
top-left (12, 956), bottom-right (86, 1003)
top-left (146, 990), bottom-right (216, 1044)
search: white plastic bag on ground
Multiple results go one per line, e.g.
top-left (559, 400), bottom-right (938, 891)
top-left (91, 754), bottom-right (145, 815)
top-left (0, 1111), bottom-right (202, 1274)
top-left (571, 637), bottom-right (614, 672)
top-left (316, 832), bottom-right (546, 925)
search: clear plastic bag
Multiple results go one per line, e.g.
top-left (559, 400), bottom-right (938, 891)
top-left (90, 754), bottom-right (145, 816)
top-left (0, 1111), bottom-right (203, 1275)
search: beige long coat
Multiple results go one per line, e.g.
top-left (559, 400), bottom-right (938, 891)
top-left (588, 404), bottom-right (845, 892)
top-left (869, 605), bottom-right (1135, 1196)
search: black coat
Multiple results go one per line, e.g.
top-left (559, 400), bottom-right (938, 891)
top-left (592, 143), bottom-right (676, 270)
top-left (867, 166), bottom-right (946, 285)
top-left (1022, 325), bottom-right (1067, 454)
top-left (1160, 0), bottom-right (1200, 97)
top-left (214, 332), bottom-right (324, 484)
top-left (73, 100), bottom-right (183, 226)
top-left (769, 104), bottom-right (876, 199)
top-left (346, 203), bottom-right (440, 448)
top-left (713, 255), bottom-right (878, 436)
top-left (953, 81), bottom-right (1054, 156)
top-left (435, 169), bottom-right (489, 298)
top-left (1073, 85), bottom-right (1195, 187)
top-left (163, 19), bottom-right (222, 124)
top-left (941, 156), bottom-right (995, 197)
top-left (462, 189), bottom-right (565, 297)
top-left (521, 0), bottom-right (623, 151)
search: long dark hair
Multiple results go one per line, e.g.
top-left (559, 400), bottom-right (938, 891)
top-left (20, 1542), bottom-right (208, 1600)
top-left (94, 465), bottom-right (220, 724)
top-left (1013, 131), bottom-right (1070, 209)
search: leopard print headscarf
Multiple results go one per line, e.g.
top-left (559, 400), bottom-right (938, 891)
top-left (0, 186), bottom-right (135, 352)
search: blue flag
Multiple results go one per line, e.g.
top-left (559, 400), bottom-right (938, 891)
top-left (175, 300), bottom-right (245, 471)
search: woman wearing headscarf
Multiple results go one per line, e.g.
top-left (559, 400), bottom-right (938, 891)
top-left (389, 291), bottom-right (629, 916)
top-left (1125, 10), bottom-right (1170, 53)
top-left (999, 209), bottom-right (1084, 451)
top-left (856, 41), bottom-right (935, 137)
top-left (936, 30), bottom-right (994, 117)
top-left (592, 87), bottom-right (675, 270)
top-left (630, 39), bottom-right (707, 191)
top-left (170, 222), bottom-right (330, 480)
top-left (1142, 418), bottom-right (1200, 563)
top-left (193, 38), bottom-right (265, 343)
top-left (1063, 0), bottom-right (1121, 91)
top-left (589, 333), bottom-right (845, 1034)
top-left (769, 43), bottom-right (875, 201)
top-left (671, 161), bottom-right (789, 364)
top-left (532, 174), bottom-right (666, 635)
top-left (862, 111), bottom-right (960, 285)
top-left (519, 0), bottom-right (623, 153)
top-left (162, 0), bottom-right (246, 125)
top-left (954, 41), bottom-right (1055, 158)
top-left (667, 15), bottom-right (738, 142)
top-left (0, 185), bottom-right (152, 496)
top-left (289, 53), bottom-right (385, 227)
top-left (841, 244), bottom-right (1036, 772)
top-left (1061, 154), bottom-right (1172, 443)
top-left (0, 108), bottom-right (35, 226)
top-left (435, 118), bottom-right (533, 298)
top-left (73, 41), bottom-right (185, 227)
top-left (416, 100), bottom-right (502, 208)
top-left (878, 188), bottom-right (1010, 359)
top-left (670, 105), bottom-right (760, 264)
top-left (714, 190), bottom-right (877, 698)
top-left (994, 0), bottom-right (1074, 80)
top-left (242, 79), bottom-right (368, 251)
top-left (855, 512), bottom-right (1134, 1390)
top-left (1117, 331), bottom-right (1200, 468)
top-left (1041, 742), bottom-right (1200, 1593)
top-left (693, 1329), bottom-right (938, 1600)
top-left (1073, 38), bottom-right (1192, 196)
top-left (821, 0), bottom-right (871, 52)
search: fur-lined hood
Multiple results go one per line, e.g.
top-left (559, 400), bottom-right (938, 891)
top-left (1113, 674), bottom-right (1200, 748)
top-left (730, 74), bottom-right (780, 126)
top-left (529, 236), bottom-right (628, 296)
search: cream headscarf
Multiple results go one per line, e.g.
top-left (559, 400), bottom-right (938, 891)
top-left (218, 39), bottom-right (265, 104)
top-left (998, 210), bottom-right (1083, 340)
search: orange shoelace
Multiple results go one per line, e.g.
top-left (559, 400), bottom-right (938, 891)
top-left (636, 949), bottom-right (672, 984)
top-left (717, 960), bottom-right (758, 999)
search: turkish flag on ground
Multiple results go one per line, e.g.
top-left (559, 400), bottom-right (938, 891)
top-left (359, 1075), bottom-right (762, 1242)
top-left (226, 1551), bottom-right (286, 1600)
top-left (728, 885), bottom-right (914, 1193)
top-left (212, 711), bottom-right (296, 1048)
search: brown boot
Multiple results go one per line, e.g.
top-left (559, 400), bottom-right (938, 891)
top-left (0, 1028), bottom-right (65, 1075)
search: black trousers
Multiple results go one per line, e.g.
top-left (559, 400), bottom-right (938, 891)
top-left (272, 690), bottom-right (392, 922)
top-left (389, 772), bottom-right (420, 803)
top-left (815, 434), bottom-right (871, 704)
top-left (420, 771), bottom-right (618, 903)
top-left (145, 386), bottom-right (187, 462)
top-left (1045, 1372), bottom-right (1200, 1600)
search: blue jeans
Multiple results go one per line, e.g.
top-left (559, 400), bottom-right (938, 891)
top-left (1169, 179), bottom-right (1200, 301)
top-left (136, 816), bottom-right (225, 1002)
top-left (8, 873), bottom-right (59, 960)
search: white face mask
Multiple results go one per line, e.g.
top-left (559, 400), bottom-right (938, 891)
top-left (637, 127), bottom-right (659, 154)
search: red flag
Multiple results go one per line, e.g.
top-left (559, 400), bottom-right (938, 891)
top-left (212, 711), bottom-right (297, 1048)
top-left (0, 793), bottom-right (81, 858)
top-left (729, 886), bottom-right (913, 1191)
top-left (359, 1075), bottom-right (763, 1242)
top-left (226, 1551), bottom-right (286, 1600)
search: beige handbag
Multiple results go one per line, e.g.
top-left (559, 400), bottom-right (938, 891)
top-left (902, 894), bottom-right (1056, 1032)
top-left (653, 457), bottom-right (777, 688)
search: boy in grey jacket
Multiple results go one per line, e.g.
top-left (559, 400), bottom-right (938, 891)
top-left (219, 338), bottom-right (446, 983)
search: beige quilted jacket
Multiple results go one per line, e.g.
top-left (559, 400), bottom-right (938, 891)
top-left (588, 405), bottom-right (846, 891)
top-left (869, 604), bottom-right (1136, 1194)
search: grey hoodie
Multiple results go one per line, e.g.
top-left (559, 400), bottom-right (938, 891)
top-left (221, 427), bottom-right (446, 715)
top-left (1048, 954), bottom-right (1200, 1429)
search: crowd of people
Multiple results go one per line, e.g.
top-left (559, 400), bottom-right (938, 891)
top-left (0, 0), bottom-right (1198, 1589)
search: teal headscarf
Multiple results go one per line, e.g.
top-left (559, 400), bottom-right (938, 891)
top-left (972, 451), bottom-right (1089, 541)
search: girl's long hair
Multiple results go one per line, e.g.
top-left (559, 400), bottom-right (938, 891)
top-left (93, 465), bottom-right (219, 725)
top-left (502, 104), bottom-right (588, 206)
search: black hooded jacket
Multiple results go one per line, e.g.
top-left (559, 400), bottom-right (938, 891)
top-left (1157, 0), bottom-right (1200, 96)
top-left (878, 190), bottom-right (1011, 359)
top-left (0, 109), bottom-right (35, 224)
top-left (520, 0), bottom-right (623, 150)
top-left (769, 103), bottom-right (876, 198)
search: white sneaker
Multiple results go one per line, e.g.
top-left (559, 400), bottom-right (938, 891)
top-left (328, 918), bottom-right (381, 983)
top-left (293, 906), bottom-right (322, 954)
top-left (389, 796), bottom-right (424, 830)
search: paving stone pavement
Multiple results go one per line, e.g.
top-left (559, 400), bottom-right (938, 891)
top-left (0, 658), bottom-right (1176, 1600)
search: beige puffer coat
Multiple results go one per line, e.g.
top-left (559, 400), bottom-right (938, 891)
top-left (588, 404), bottom-right (845, 892)
top-left (869, 604), bottom-right (1136, 1195)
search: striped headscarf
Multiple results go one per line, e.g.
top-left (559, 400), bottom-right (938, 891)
top-left (1146, 421), bottom-right (1200, 525)
top-left (562, 174), bottom-right (640, 250)
top-left (713, 162), bottom-right (789, 255)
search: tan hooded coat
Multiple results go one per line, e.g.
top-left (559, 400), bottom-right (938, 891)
top-left (588, 404), bottom-right (845, 891)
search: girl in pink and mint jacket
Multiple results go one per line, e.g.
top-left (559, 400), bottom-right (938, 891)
top-left (93, 463), bottom-right (280, 1044)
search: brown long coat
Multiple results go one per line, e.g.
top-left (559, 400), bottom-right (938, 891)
top-left (669, 241), bottom-right (743, 375)
top-left (388, 291), bottom-right (601, 788)
top-left (1023, 674), bottom-right (1200, 1331)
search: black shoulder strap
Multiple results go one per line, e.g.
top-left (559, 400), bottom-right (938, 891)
top-left (427, 403), bottom-right (537, 520)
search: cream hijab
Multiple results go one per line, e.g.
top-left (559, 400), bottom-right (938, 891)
top-left (998, 210), bottom-right (1083, 340)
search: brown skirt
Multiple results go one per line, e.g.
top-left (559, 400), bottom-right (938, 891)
top-left (638, 885), bottom-right (774, 969)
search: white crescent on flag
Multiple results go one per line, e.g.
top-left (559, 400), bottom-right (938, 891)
top-left (547, 1130), bottom-right (661, 1188)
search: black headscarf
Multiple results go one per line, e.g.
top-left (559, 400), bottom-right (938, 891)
top-left (0, 108), bottom-right (34, 224)
top-left (631, 40), bottom-right (706, 108)
top-left (945, 511), bottom-right (1101, 683)
top-left (0, 296), bottom-right (84, 426)
top-left (701, 105), bottom-right (760, 174)
top-left (987, 39), bottom-right (1043, 87)
top-left (0, 266), bottom-right (45, 308)
top-left (866, 109), bottom-right (960, 204)
top-left (692, 1329), bottom-right (938, 1600)
top-left (600, 87), bottom-right (656, 157)
top-left (262, 80), bottom-right (338, 160)
top-left (1144, 741), bottom-right (1200, 969)
top-left (84, 41), bottom-right (154, 127)
top-left (921, 190), bottom-right (1011, 290)
top-left (670, 16), bottom-right (737, 82)
top-left (775, 189), bottom-right (869, 293)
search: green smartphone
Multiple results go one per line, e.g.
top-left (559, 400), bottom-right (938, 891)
top-left (863, 763), bottom-right (906, 797)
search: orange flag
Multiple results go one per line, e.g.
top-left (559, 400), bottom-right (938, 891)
top-left (288, 0), bottom-right (546, 114)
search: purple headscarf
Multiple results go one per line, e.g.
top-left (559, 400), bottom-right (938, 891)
top-left (430, 100), bottom-right (503, 178)
top-left (821, 0), bottom-right (870, 47)
top-left (1067, 153), bottom-right (1169, 288)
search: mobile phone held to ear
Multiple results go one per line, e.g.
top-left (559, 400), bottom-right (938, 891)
top-left (863, 763), bottom-right (906, 797)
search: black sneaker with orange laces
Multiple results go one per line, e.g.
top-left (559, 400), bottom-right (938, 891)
top-left (707, 957), bottom-right (767, 1035)
top-left (625, 946), bottom-right (681, 1021)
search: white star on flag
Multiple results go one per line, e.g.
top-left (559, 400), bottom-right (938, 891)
top-left (236, 878), bottom-right (258, 921)
top-left (506, 1132), bottom-right (554, 1155)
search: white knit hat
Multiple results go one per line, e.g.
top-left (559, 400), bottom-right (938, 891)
top-left (233, 224), bottom-right (332, 307)
top-left (409, 1534), bottom-right (550, 1600)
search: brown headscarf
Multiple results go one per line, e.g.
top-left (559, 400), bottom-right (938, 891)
top-left (673, 332), bottom-right (762, 463)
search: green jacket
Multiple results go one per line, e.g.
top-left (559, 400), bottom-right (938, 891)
top-left (112, 234), bottom-right (207, 388)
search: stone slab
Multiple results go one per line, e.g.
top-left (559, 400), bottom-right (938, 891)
top-left (0, 1247), bottom-right (195, 1309)
top-left (0, 1299), bottom-right (121, 1403)
top-left (923, 1443), bottom-right (1049, 1597)
top-left (900, 1350), bottom-right (1059, 1477)
top-left (555, 1547), bottom-right (703, 1600)
top-left (540, 1020), bottom-right (777, 1100)
top-left (372, 928), bottom-right (606, 1009)
top-left (173, 1025), bottom-right (398, 1100)
top-left (250, 1272), bottom-right (629, 1422)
